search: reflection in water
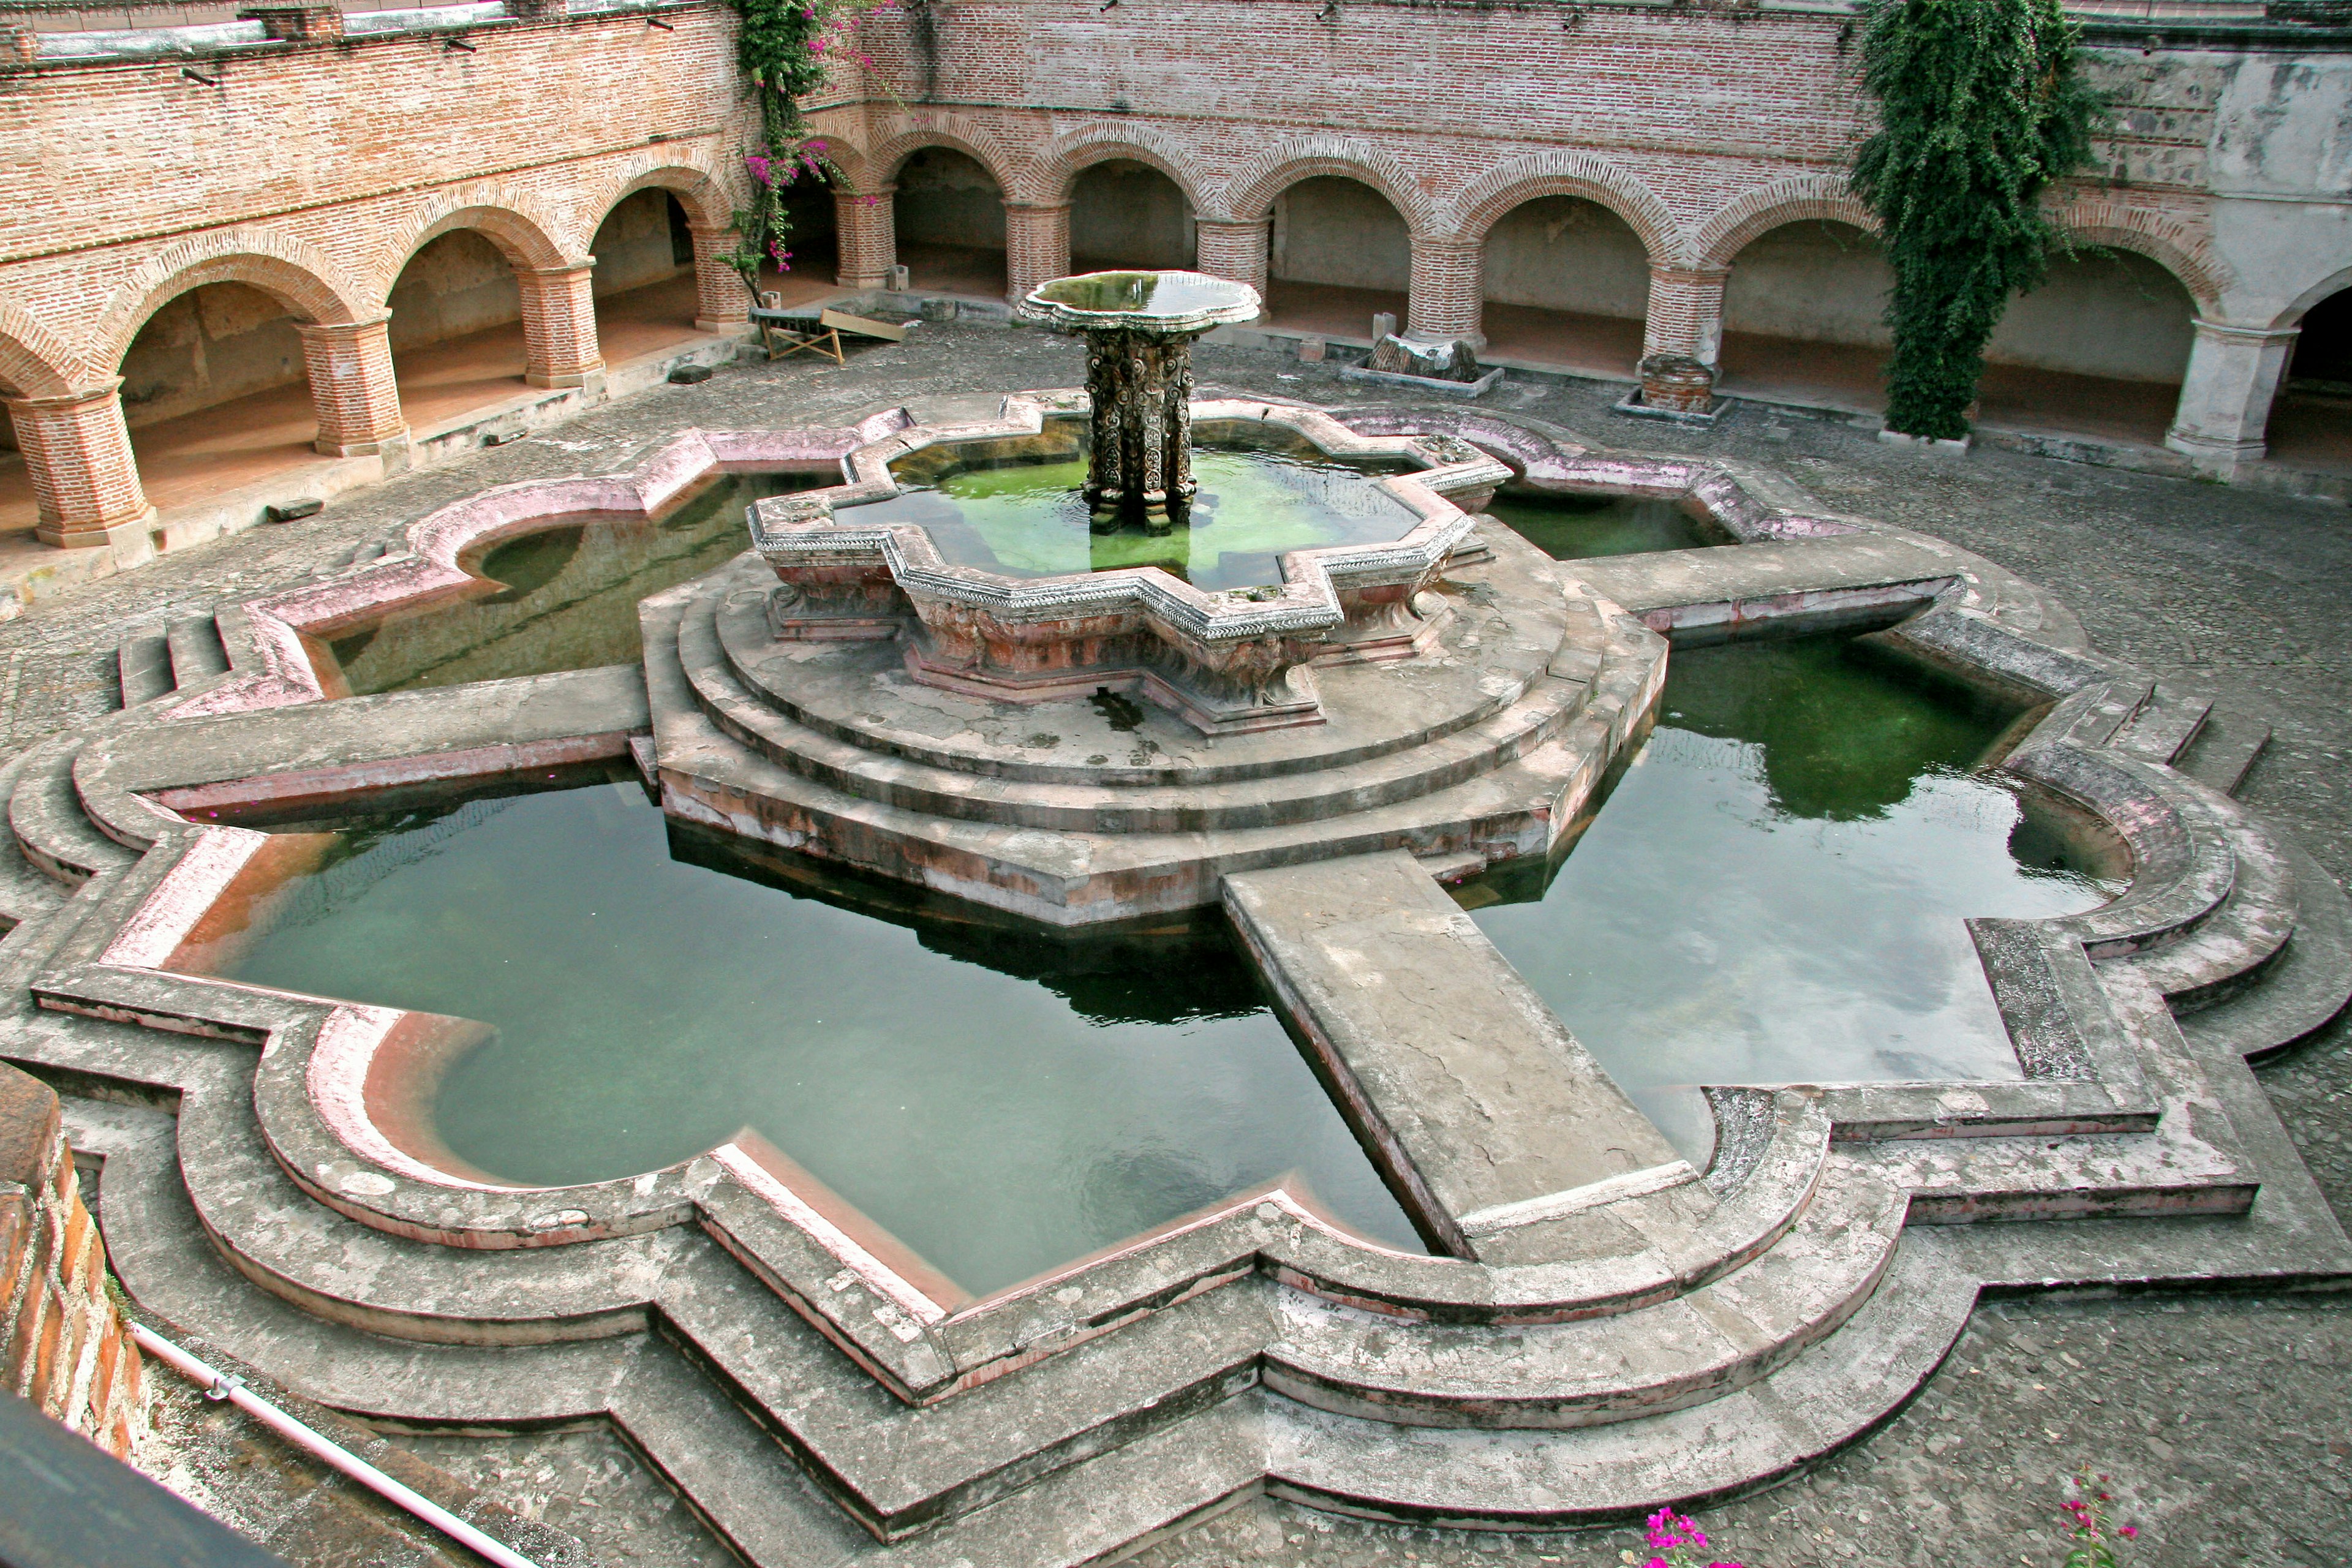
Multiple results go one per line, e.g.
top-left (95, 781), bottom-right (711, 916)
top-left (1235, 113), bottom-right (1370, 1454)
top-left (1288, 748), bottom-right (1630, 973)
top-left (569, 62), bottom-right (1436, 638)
top-left (1455, 636), bottom-right (2125, 1162)
top-left (323, 472), bottom-right (823, 696)
top-left (1483, 489), bottom-right (1727, 561)
top-left (191, 771), bottom-right (1424, 1296)
top-left (850, 449), bottom-right (1422, 591)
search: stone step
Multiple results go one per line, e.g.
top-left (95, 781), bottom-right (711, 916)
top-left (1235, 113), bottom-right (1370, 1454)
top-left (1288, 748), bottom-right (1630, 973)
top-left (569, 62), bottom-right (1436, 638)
top-left (1259, 1232), bottom-right (1979, 1529)
top-left (2113, 682), bottom-right (2211, 765)
top-left (0, 748), bottom-right (72, 929)
top-left (2173, 704), bottom-right (2270, 797)
top-left (680, 586), bottom-right (1618, 837)
top-left (1261, 1160), bottom-right (1902, 1430)
top-left (7, 734), bottom-right (135, 884)
top-left (165, 614), bottom-right (232, 692)
top-left (654, 608), bottom-right (1656, 924)
top-left (2114, 781), bottom-right (2297, 1009)
top-left (115, 632), bottom-right (175, 708)
top-left (2179, 831), bottom-right (2352, 1064)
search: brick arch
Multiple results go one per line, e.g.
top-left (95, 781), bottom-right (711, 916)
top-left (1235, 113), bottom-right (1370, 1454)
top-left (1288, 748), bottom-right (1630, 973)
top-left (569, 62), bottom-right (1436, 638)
top-left (2274, 263), bottom-right (2352, 331)
top-left (1695, 175), bottom-right (1878, 268)
top-left (871, 111), bottom-right (1028, 196)
top-left (372, 190), bottom-right (574, 296)
top-left (581, 158), bottom-right (736, 242)
top-left (1019, 126), bottom-right (1212, 210)
top-left (2049, 199), bottom-right (2228, 314)
top-left (87, 229), bottom-right (374, 372)
top-left (1213, 137), bottom-right (1431, 232)
top-left (0, 303), bottom-right (90, 398)
top-left (1447, 153), bottom-right (1681, 263)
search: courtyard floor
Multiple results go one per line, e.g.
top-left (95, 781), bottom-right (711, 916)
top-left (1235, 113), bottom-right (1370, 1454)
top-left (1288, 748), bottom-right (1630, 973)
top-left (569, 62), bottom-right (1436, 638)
top-left (1, 323), bottom-right (2345, 1568)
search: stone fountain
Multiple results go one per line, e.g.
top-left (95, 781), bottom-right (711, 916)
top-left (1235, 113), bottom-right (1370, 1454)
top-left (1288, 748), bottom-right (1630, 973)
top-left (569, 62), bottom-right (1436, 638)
top-left (1019, 270), bottom-right (1263, 529)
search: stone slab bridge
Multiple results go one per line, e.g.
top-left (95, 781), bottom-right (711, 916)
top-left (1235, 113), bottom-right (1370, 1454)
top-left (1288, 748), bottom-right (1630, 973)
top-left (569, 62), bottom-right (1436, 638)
top-left (0, 394), bottom-right (2342, 1564)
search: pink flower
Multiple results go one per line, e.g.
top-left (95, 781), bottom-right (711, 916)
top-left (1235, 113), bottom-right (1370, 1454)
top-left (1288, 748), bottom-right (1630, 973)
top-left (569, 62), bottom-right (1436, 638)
top-left (2119, 1526), bottom-right (2138, 1539)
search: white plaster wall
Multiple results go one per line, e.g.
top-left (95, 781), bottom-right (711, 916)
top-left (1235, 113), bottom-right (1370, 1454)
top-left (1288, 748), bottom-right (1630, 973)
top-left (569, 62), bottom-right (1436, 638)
top-left (589, 189), bottom-right (688, 298)
top-left (116, 281), bottom-right (306, 428)
top-left (1722, 222), bottom-right (1893, 348)
top-left (894, 148), bottom-right (1008, 250)
top-left (387, 230), bottom-right (523, 353)
top-left (1071, 161), bottom-right (1195, 270)
top-left (1480, 196), bottom-right (1649, 319)
top-left (1271, 176), bottom-right (1409, 292)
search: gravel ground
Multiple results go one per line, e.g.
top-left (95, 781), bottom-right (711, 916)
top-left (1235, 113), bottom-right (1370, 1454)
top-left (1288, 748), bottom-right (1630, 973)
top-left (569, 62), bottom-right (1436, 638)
top-left (16, 323), bottom-right (2345, 1568)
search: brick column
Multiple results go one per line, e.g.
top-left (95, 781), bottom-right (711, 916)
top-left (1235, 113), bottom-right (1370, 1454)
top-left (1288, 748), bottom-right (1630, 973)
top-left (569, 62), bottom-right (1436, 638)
top-left (2, 1062), bottom-right (148, 1460)
top-left (1195, 219), bottom-right (1271, 297)
top-left (1642, 263), bottom-right (1730, 366)
top-left (1004, 203), bottom-right (1072, 304)
top-left (1404, 238), bottom-right (1483, 346)
top-left (4, 385), bottom-right (153, 551)
top-left (297, 316), bottom-right (408, 459)
top-left (835, 187), bottom-right (896, 290)
top-left (2166, 318), bottom-right (2299, 472)
top-left (516, 263), bottom-right (605, 389)
top-left (686, 222), bottom-right (752, 332)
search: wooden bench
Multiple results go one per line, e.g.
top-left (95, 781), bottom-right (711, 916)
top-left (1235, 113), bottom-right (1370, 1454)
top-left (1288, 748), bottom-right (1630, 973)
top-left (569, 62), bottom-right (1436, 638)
top-left (749, 304), bottom-right (912, 365)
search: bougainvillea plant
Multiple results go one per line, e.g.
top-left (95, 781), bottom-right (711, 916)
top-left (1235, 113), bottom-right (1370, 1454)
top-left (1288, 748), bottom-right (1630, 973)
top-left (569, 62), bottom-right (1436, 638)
top-left (1617, 1507), bottom-right (1744, 1568)
top-left (1851, 0), bottom-right (2103, 439)
top-left (2059, 1467), bottom-right (2143, 1568)
top-left (720, 0), bottom-right (895, 296)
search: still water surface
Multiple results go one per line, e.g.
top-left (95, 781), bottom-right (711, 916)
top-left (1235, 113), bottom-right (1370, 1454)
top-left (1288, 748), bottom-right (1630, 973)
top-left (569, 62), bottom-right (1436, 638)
top-left (204, 775), bottom-right (1425, 1297)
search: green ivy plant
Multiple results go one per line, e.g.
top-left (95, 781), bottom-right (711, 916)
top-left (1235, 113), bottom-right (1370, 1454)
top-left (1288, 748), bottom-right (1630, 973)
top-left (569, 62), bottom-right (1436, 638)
top-left (720, 0), bottom-right (895, 299)
top-left (1852, 0), bottom-right (2103, 439)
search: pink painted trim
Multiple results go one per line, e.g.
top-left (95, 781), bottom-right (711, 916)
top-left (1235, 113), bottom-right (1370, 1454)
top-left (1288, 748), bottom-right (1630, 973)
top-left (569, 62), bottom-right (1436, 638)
top-left (307, 1006), bottom-right (540, 1194)
top-left (711, 1142), bottom-right (949, 1326)
top-left (99, 827), bottom-right (270, 969)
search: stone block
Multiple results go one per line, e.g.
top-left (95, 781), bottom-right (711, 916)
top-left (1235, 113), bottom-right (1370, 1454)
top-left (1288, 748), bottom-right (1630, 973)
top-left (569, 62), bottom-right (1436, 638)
top-left (1368, 333), bottom-right (1480, 383)
top-left (0, 1065), bottom-right (61, 1190)
top-left (264, 498), bottom-right (325, 524)
top-left (1297, 337), bottom-right (1326, 363)
top-left (1637, 352), bottom-right (1718, 414)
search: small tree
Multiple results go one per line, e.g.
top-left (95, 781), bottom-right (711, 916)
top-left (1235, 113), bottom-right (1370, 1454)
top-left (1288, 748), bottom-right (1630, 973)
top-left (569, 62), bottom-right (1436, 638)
top-left (1852, 0), bottom-right (2102, 439)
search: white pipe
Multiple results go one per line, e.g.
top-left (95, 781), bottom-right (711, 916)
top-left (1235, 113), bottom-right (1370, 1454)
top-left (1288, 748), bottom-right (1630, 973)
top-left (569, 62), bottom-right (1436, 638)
top-left (130, 1323), bottom-right (543, 1568)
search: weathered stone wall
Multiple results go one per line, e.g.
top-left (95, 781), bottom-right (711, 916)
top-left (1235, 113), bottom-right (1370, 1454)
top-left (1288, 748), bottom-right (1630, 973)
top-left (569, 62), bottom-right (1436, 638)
top-left (1, 1062), bottom-right (146, 1460)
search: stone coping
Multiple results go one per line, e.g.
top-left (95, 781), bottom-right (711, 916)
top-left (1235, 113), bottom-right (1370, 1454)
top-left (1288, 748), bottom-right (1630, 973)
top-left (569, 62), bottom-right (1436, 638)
top-left (1, 394), bottom-right (2344, 1559)
top-left (1018, 272), bottom-right (1264, 337)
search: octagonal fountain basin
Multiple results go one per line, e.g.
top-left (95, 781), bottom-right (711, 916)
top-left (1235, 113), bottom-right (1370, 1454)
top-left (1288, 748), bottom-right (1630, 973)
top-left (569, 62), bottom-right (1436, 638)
top-left (316, 470), bottom-right (825, 696)
top-left (845, 424), bottom-right (1425, 592)
top-left (751, 396), bottom-right (1510, 735)
top-left (1454, 631), bottom-right (2129, 1163)
top-left (170, 765), bottom-right (1426, 1301)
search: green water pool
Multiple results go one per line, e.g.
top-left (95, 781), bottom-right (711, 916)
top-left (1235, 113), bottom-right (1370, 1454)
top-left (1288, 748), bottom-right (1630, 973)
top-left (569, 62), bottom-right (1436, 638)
top-left (1454, 635), bottom-right (2127, 1161)
top-left (323, 472), bottom-right (821, 696)
top-left (1480, 488), bottom-right (1725, 560)
top-left (847, 448), bottom-right (1423, 591)
top-left (196, 773), bottom-right (1427, 1297)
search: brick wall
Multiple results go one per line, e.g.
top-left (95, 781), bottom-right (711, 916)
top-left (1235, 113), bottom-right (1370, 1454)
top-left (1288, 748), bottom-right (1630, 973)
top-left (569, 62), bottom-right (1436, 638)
top-left (1, 1062), bottom-right (148, 1460)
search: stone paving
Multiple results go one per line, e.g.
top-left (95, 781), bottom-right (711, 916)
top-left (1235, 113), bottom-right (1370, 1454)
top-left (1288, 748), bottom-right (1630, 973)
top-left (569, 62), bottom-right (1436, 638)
top-left (7, 323), bottom-right (2347, 1568)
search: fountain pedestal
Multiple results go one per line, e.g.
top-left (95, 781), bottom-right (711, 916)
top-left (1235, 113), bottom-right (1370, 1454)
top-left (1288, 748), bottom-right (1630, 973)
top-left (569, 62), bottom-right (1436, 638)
top-left (1020, 271), bottom-right (1264, 530)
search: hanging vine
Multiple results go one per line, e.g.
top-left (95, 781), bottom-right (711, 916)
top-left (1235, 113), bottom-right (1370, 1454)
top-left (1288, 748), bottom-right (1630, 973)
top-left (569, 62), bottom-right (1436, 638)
top-left (1851, 0), bottom-right (2102, 439)
top-left (720, 0), bottom-right (895, 298)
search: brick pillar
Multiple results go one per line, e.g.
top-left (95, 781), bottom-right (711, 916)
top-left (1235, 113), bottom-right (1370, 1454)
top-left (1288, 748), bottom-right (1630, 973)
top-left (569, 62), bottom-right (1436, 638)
top-left (2166, 318), bottom-right (2299, 472)
top-left (4, 385), bottom-right (153, 551)
top-left (1, 1062), bottom-right (148, 1461)
top-left (1642, 263), bottom-right (1730, 366)
top-left (1195, 219), bottom-right (1271, 297)
top-left (1004, 203), bottom-right (1072, 304)
top-left (686, 222), bottom-right (752, 332)
top-left (297, 316), bottom-right (409, 459)
top-left (1404, 238), bottom-right (1483, 347)
top-left (835, 187), bottom-right (896, 290)
top-left (516, 263), bottom-right (605, 389)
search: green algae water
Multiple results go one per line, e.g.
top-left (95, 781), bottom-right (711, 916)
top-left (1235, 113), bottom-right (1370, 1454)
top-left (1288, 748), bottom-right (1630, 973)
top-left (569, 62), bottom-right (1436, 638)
top-left (325, 473), bottom-right (823, 696)
top-left (851, 448), bottom-right (1422, 591)
top-left (1480, 489), bottom-right (1726, 560)
top-left (201, 772), bottom-right (1425, 1295)
top-left (1454, 635), bottom-right (2126, 1161)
